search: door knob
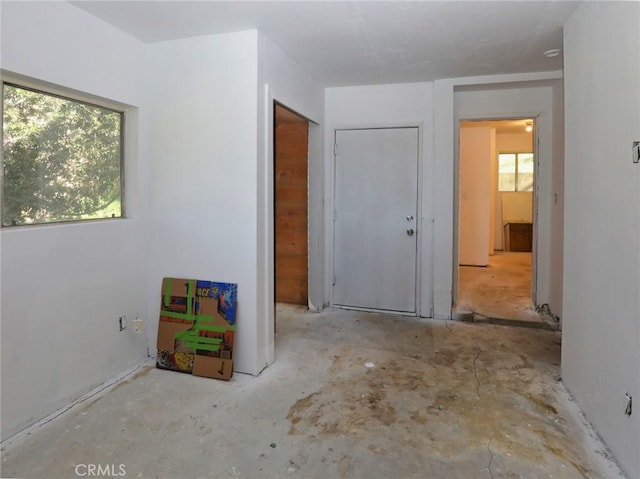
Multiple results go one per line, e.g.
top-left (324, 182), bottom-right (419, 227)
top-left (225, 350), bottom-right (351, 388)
top-left (407, 228), bottom-right (415, 236)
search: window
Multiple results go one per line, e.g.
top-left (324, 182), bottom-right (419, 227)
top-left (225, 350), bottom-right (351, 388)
top-left (498, 152), bottom-right (534, 192)
top-left (2, 82), bottom-right (123, 226)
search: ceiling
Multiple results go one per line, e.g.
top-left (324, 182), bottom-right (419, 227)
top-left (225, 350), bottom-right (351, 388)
top-left (71, 0), bottom-right (580, 87)
top-left (461, 119), bottom-right (535, 134)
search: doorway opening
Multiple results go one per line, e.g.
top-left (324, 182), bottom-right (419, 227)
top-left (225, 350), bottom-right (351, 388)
top-left (274, 103), bottom-right (309, 307)
top-left (455, 118), bottom-right (544, 326)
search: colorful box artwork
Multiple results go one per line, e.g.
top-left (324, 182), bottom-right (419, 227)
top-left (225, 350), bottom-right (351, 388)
top-left (156, 278), bottom-right (238, 380)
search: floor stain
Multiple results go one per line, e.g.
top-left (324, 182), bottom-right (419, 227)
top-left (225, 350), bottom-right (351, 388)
top-left (286, 334), bottom-right (593, 477)
top-left (129, 365), bottom-right (154, 381)
top-left (544, 441), bottom-right (590, 477)
top-left (527, 393), bottom-right (559, 415)
top-left (4, 305), bottom-right (620, 479)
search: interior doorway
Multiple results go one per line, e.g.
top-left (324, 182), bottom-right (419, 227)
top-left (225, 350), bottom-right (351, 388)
top-left (274, 103), bottom-right (309, 306)
top-left (455, 118), bottom-right (542, 324)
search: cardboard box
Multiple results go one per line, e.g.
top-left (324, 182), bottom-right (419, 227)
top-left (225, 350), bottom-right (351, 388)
top-left (157, 278), bottom-right (237, 380)
top-left (192, 356), bottom-right (233, 380)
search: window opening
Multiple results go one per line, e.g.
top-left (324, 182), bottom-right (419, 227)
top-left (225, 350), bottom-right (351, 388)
top-left (2, 82), bottom-right (124, 226)
top-left (498, 152), bottom-right (534, 192)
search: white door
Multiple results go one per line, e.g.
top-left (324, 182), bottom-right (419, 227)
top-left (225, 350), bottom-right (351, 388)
top-left (333, 127), bottom-right (418, 313)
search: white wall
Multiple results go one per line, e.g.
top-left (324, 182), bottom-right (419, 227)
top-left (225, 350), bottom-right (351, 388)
top-left (143, 30), bottom-right (324, 376)
top-left (433, 71), bottom-right (562, 318)
top-left (257, 32), bottom-right (324, 364)
top-left (497, 132), bottom-right (533, 152)
top-left (324, 82), bottom-right (434, 317)
top-left (563, 2), bottom-right (640, 477)
top-left (453, 81), bottom-right (562, 313)
top-left (0, 5), bottom-right (326, 439)
top-left (459, 127), bottom-right (494, 265)
top-left (324, 77), bottom-right (562, 319)
top-left (144, 31), bottom-right (262, 374)
top-left (501, 192), bottom-right (533, 224)
top-left (0, 1), bottom-right (148, 440)
top-left (549, 82), bottom-right (564, 320)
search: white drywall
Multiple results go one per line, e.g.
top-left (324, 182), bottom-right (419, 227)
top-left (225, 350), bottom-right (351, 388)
top-left (489, 134), bottom-right (497, 255)
top-left (501, 192), bottom-right (533, 224)
top-left (454, 81), bottom-right (562, 313)
top-left (549, 82), bottom-right (564, 321)
top-left (324, 82), bottom-right (434, 317)
top-left (563, 2), bottom-right (640, 477)
top-left (144, 29), bottom-right (323, 375)
top-left (144, 31), bottom-right (262, 375)
top-left (459, 127), bottom-right (494, 265)
top-left (0, 1), bottom-right (148, 440)
top-left (433, 71), bottom-right (562, 318)
top-left (257, 32), bottom-right (324, 366)
top-left (0, 7), bottom-right (326, 440)
top-left (325, 77), bottom-right (561, 319)
top-left (497, 132), bottom-right (533, 152)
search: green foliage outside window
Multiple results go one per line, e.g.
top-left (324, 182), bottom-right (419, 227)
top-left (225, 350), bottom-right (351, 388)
top-left (2, 83), bottom-right (123, 226)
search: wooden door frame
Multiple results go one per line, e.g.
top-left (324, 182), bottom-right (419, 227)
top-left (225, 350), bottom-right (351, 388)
top-left (274, 102), bottom-right (309, 306)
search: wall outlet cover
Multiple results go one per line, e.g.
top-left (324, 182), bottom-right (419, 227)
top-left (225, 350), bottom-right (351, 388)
top-left (133, 318), bottom-right (143, 334)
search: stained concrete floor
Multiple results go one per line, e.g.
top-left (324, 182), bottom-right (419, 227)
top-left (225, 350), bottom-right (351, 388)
top-left (457, 252), bottom-right (552, 327)
top-left (1, 305), bottom-right (625, 479)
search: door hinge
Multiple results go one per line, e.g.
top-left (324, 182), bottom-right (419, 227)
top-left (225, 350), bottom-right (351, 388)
top-left (333, 209), bottom-right (337, 222)
top-left (334, 142), bottom-right (338, 156)
top-left (332, 273), bottom-right (336, 286)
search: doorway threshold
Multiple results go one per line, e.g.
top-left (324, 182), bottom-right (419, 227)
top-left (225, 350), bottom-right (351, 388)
top-left (452, 307), bottom-right (559, 331)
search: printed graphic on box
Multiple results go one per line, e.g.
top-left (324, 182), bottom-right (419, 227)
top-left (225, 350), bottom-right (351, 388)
top-left (194, 280), bottom-right (238, 327)
top-left (156, 278), bottom-right (237, 380)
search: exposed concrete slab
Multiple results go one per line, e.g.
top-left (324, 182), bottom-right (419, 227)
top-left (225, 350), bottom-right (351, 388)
top-left (458, 252), bottom-right (556, 327)
top-left (1, 305), bottom-right (625, 479)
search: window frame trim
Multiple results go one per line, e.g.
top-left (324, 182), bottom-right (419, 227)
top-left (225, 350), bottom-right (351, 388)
top-left (1, 70), bottom-right (128, 228)
top-left (497, 151), bottom-right (534, 193)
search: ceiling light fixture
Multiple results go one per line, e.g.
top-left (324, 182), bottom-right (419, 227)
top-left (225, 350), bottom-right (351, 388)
top-left (525, 121), bottom-right (533, 133)
top-left (543, 48), bottom-right (561, 58)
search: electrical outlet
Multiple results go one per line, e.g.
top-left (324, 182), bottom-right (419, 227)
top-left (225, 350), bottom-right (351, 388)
top-left (119, 315), bottom-right (127, 331)
top-left (133, 316), bottom-right (143, 334)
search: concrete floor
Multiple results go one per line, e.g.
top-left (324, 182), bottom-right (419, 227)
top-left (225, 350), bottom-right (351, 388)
top-left (1, 305), bottom-right (625, 479)
top-left (457, 252), bottom-right (552, 327)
